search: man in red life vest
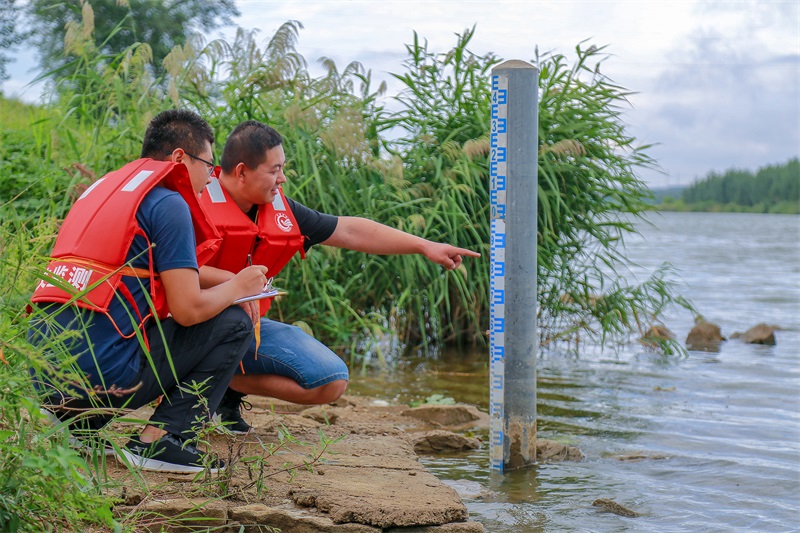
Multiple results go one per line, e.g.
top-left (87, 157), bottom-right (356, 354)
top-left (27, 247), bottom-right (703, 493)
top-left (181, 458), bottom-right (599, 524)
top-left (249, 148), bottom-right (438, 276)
top-left (200, 120), bottom-right (480, 433)
top-left (29, 110), bottom-right (269, 472)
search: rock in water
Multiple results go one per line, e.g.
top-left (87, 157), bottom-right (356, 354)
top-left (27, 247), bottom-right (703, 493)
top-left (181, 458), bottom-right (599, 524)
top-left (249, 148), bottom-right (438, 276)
top-left (592, 498), bottom-right (640, 517)
top-left (739, 323), bottom-right (776, 345)
top-left (412, 430), bottom-right (481, 453)
top-left (686, 320), bottom-right (726, 351)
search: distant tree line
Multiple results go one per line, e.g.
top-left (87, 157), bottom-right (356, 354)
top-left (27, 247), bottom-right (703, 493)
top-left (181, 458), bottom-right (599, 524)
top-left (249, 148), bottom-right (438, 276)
top-left (660, 158), bottom-right (799, 214)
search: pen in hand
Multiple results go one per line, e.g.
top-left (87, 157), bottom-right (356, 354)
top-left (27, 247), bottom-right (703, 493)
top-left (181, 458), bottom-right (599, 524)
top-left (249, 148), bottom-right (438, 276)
top-left (246, 254), bottom-right (271, 291)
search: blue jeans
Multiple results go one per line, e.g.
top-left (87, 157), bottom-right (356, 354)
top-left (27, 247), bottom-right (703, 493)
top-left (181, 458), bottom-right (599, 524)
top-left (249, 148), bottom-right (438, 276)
top-left (236, 318), bottom-right (349, 389)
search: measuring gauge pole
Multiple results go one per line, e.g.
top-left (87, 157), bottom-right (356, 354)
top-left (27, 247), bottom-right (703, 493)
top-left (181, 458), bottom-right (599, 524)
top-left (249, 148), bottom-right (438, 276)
top-left (489, 60), bottom-right (539, 473)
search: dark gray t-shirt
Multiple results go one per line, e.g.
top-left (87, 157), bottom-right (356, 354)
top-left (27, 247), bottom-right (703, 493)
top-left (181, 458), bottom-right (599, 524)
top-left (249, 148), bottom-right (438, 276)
top-left (285, 197), bottom-right (338, 251)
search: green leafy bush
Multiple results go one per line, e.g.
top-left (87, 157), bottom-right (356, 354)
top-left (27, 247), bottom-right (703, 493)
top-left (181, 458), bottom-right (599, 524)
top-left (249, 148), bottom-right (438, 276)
top-left (0, 129), bottom-right (79, 223)
top-left (0, 219), bottom-right (119, 532)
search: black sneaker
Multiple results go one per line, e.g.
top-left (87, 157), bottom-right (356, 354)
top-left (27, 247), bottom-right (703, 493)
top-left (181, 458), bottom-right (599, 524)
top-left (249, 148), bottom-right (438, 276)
top-left (68, 415), bottom-right (115, 456)
top-left (69, 435), bottom-right (116, 457)
top-left (40, 408), bottom-right (115, 456)
top-left (117, 433), bottom-right (225, 473)
top-left (214, 388), bottom-right (252, 435)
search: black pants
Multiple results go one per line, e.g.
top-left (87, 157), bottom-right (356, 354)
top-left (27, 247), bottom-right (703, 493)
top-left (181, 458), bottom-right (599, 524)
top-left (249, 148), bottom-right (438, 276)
top-left (52, 306), bottom-right (253, 439)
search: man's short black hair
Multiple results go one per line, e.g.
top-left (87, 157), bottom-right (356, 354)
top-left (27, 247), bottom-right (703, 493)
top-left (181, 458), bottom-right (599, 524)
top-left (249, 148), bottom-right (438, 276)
top-left (141, 109), bottom-right (215, 160)
top-left (220, 120), bottom-right (283, 173)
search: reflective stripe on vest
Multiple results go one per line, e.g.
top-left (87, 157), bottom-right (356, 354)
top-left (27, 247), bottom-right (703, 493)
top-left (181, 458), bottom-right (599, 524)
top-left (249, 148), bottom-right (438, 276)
top-left (201, 180), bottom-right (306, 315)
top-left (31, 158), bottom-right (221, 321)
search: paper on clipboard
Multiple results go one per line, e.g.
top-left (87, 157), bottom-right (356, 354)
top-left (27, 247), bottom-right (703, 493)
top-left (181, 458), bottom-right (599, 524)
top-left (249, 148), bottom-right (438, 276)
top-left (233, 289), bottom-right (280, 304)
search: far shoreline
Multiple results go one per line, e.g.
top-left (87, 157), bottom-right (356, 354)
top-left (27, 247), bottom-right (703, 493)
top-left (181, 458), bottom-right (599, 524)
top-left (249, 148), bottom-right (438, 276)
top-left (651, 204), bottom-right (799, 215)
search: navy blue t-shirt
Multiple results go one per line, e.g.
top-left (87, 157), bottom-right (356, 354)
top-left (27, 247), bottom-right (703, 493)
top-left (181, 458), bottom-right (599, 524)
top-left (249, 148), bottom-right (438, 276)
top-left (30, 187), bottom-right (198, 393)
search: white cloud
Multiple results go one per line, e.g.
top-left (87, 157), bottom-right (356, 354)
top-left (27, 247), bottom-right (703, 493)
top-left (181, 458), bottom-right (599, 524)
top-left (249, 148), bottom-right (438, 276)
top-left (634, 1), bottom-right (800, 185)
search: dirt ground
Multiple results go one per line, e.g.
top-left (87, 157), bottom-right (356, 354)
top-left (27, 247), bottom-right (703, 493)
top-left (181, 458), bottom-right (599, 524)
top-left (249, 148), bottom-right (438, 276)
top-left (94, 395), bottom-right (580, 532)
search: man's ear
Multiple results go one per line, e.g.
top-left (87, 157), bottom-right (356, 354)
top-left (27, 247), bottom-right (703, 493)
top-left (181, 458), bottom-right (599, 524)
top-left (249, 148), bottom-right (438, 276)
top-left (235, 162), bottom-right (247, 181)
top-left (168, 148), bottom-right (186, 164)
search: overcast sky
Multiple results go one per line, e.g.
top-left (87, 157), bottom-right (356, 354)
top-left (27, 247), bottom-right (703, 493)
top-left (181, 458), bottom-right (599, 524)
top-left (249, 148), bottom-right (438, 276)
top-left (4, 0), bottom-right (798, 188)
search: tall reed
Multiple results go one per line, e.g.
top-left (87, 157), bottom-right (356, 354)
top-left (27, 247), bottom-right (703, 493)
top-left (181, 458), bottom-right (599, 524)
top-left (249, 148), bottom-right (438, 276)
top-left (8, 15), bottom-right (687, 360)
top-left (533, 43), bottom-right (691, 349)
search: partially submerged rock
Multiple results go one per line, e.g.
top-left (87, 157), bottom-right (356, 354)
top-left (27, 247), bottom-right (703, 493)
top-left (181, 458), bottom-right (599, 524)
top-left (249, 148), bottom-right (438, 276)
top-left (642, 324), bottom-right (674, 341)
top-left (290, 467), bottom-right (468, 528)
top-left (592, 498), bottom-right (640, 517)
top-left (287, 433), bottom-right (473, 528)
top-left (611, 453), bottom-right (670, 462)
top-left (412, 430), bottom-right (481, 454)
top-left (732, 323), bottom-right (776, 345)
top-left (640, 324), bottom-right (676, 350)
top-left (384, 523), bottom-right (486, 532)
top-left (401, 404), bottom-right (489, 429)
top-left (686, 320), bottom-right (726, 352)
top-left (441, 479), bottom-right (493, 500)
top-left (537, 439), bottom-right (584, 462)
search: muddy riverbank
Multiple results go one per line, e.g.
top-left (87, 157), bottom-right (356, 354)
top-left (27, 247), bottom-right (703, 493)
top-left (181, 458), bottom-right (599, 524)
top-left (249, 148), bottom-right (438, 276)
top-left (100, 395), bottom-right (579, 532)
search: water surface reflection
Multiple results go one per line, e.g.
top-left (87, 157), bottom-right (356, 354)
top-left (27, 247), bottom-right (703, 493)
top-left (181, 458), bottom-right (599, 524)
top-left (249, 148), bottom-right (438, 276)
top-left (349, 213), bottom-right (800, 532)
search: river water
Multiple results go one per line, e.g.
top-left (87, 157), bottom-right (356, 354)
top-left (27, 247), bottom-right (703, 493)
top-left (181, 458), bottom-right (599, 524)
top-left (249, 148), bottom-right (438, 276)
top-left (350, 212), bottom-right (800, 532)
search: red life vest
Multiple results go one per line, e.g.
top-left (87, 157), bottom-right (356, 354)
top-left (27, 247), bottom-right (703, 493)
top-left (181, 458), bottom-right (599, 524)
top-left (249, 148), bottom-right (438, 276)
top-left (31, 159), bottom-right (221, 328)
top-left (201, 178), bottom-right (305, 315)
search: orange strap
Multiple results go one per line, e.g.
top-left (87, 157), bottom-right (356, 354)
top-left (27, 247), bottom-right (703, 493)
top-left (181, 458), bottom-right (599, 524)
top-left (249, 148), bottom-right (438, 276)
top-left (56, 249), bottom-right (158, 349)
top-left (239, 315), bottom-right (260, 374)
top-left (57, 256), bottom-right (153, 279)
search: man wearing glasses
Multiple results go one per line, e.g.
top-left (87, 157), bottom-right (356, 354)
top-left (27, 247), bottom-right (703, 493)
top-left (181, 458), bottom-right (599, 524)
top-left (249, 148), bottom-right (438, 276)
top-left (180, 151), bottom-right (215, 179)
top-left (30, 110), bottom-right (269, 472)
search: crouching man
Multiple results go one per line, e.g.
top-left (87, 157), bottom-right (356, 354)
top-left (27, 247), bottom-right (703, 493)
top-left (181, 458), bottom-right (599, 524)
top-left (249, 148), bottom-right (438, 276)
top-left (29, 110), bottom-right (268, 472)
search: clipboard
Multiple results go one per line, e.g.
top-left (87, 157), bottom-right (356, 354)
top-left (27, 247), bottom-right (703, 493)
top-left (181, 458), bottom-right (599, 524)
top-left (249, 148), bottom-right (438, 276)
top-left (233, 288), bottom-right (280, 304)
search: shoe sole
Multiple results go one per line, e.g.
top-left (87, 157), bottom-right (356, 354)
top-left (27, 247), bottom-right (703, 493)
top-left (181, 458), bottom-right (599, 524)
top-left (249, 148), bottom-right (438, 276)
top-left (116, 448), bottom-right (224, 474)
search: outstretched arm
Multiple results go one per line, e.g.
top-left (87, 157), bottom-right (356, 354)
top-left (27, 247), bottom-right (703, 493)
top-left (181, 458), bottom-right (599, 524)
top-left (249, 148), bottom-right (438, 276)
top-left (321, 216), bottom-right (480, 270)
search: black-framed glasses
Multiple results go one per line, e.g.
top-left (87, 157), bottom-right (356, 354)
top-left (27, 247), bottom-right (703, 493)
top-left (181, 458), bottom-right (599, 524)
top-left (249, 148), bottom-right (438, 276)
top-left (185, 152), bottom-right (215, 177)
top-left (164, 150), bottom-right (215, 177)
